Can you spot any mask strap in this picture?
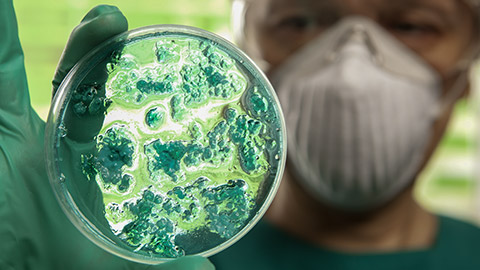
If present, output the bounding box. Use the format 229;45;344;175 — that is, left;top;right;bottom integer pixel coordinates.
231;0;271;71
431;31;480;117
431;34;480;117
231;0;248;45
430;70;469;118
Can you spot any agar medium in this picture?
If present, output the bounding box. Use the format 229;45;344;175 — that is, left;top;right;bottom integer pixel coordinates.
45;25;286;264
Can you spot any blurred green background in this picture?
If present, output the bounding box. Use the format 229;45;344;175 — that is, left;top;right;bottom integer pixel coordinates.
14;0;480;223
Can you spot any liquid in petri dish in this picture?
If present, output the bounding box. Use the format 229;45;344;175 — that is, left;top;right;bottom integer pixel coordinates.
51;27;285;260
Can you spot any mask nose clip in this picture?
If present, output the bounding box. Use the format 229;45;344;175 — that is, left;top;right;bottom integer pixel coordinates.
325;22;383;65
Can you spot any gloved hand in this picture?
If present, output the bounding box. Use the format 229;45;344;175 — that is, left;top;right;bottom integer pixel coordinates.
0;1;214;269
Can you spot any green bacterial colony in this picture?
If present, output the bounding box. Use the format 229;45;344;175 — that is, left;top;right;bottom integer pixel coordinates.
78;35;281;257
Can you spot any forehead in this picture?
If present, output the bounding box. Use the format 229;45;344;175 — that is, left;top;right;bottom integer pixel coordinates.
258;0;464;15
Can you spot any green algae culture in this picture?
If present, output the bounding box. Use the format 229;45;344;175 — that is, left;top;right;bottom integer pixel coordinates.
46;25;286;264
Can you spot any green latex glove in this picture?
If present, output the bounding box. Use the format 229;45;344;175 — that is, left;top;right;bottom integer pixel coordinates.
0;1;214;269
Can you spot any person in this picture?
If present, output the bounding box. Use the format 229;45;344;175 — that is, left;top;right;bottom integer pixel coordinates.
0;1;212;269
209;0;480;269
2;0;480;269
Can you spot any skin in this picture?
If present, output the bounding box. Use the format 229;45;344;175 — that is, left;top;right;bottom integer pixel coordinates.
241;0;478;252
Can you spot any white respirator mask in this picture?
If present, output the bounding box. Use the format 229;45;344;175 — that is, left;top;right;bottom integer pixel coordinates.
271;17;449;211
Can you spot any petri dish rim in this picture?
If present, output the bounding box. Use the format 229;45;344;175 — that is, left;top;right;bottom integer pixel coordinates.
45;24;287;264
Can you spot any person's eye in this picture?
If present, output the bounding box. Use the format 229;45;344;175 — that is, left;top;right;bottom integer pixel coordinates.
387;20;438;36
384;18;441;52
277;16;315;32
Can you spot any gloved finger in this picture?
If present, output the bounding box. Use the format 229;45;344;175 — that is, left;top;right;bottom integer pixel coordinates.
53;5;127;142
0;0;30;117
52;4;128;96
146;256;215;270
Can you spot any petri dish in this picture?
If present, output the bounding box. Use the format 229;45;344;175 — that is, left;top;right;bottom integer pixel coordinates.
45;25;286;264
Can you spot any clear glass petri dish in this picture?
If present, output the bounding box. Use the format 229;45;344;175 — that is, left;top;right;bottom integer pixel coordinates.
45;25;286;264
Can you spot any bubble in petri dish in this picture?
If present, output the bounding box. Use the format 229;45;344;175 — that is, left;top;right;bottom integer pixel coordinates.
47;25;286;263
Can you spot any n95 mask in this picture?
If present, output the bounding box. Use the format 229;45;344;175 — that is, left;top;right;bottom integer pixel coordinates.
271;17;442;211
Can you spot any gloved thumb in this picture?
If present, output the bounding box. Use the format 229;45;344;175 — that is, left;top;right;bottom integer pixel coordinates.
52;5;128;97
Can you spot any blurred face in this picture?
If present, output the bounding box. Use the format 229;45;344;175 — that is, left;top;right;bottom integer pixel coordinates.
246;0;477;85
244;0;478;163
241;0;478;209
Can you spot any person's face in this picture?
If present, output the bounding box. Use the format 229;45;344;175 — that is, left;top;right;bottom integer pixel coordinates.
246;0;477;85
243;0;478;195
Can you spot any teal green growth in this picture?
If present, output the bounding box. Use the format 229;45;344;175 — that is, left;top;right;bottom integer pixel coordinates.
74;33;282;258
